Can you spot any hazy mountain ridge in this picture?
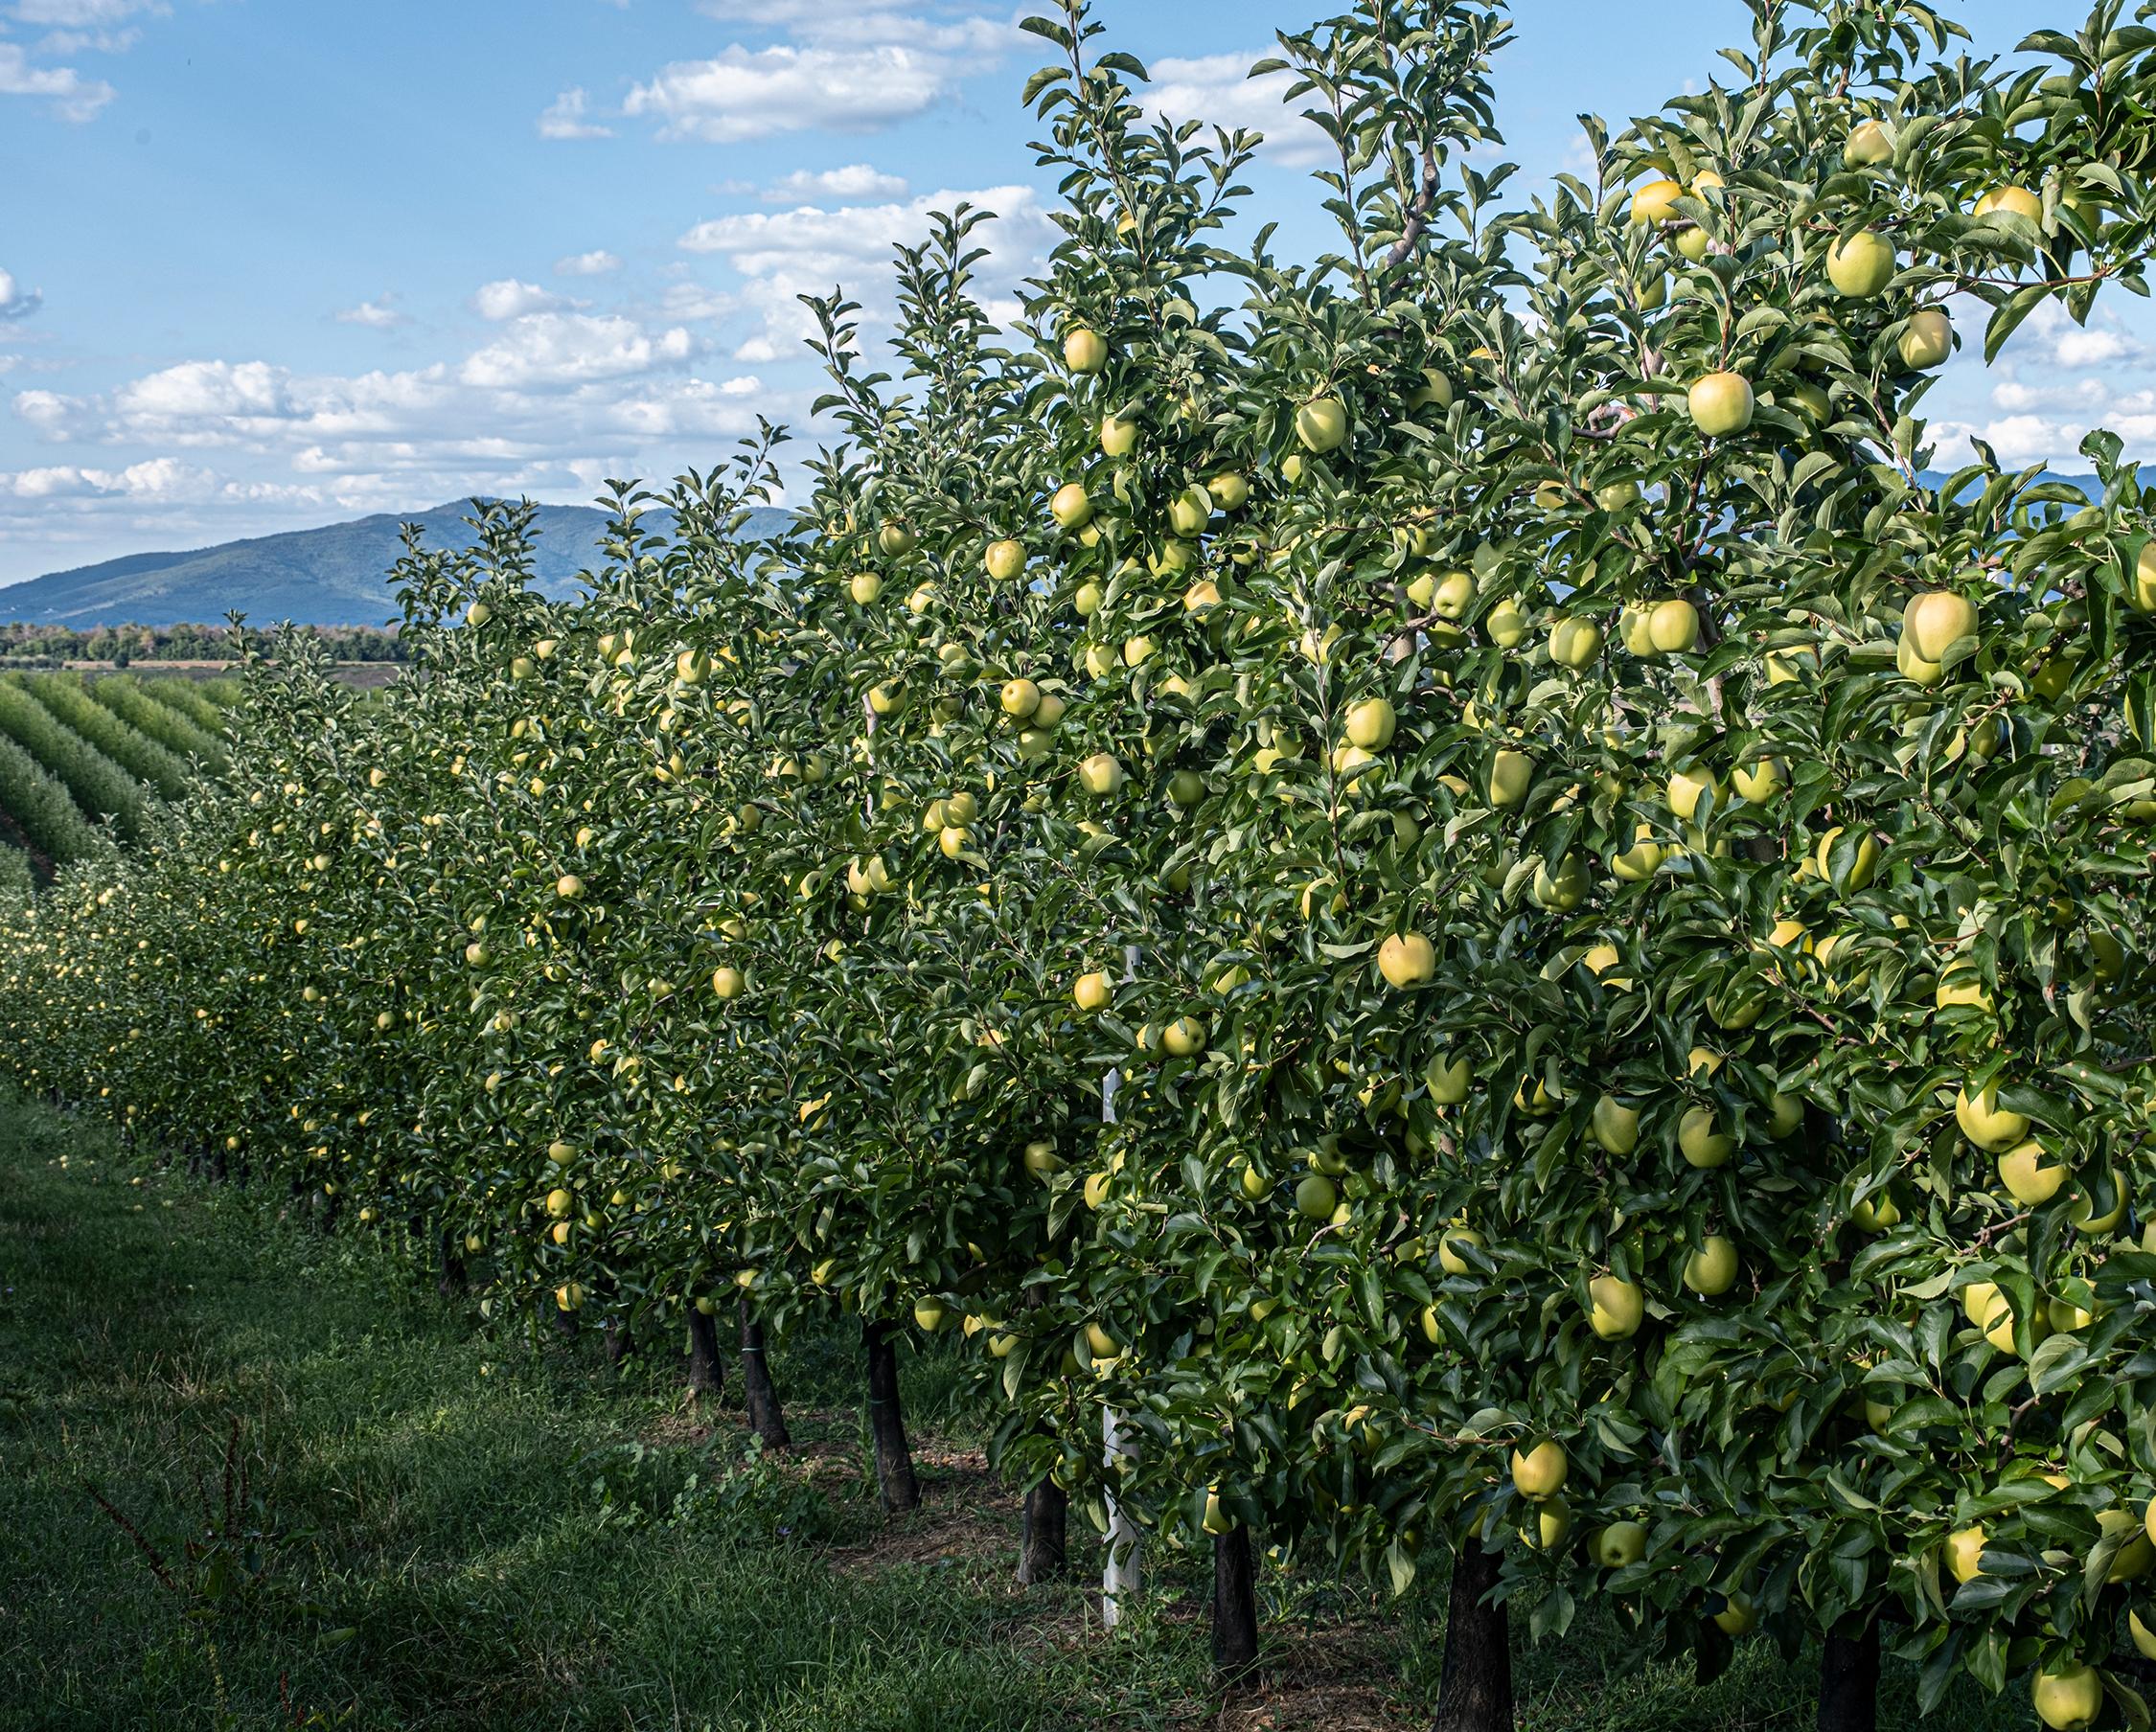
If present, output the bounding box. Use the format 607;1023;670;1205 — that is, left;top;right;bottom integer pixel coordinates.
1;469;2139;630
0;502;794;629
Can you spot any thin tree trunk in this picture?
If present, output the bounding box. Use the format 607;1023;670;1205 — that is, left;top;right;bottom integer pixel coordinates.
686;1306;725;1400
438;1231;467;1298
1019;1477;1067;1584
863;1316;919;1513
738;1298;790;1448
605;1317;635;1369
1211;1526;1260;1681
1817;1617;1878;1732
1433;1541;1512;1732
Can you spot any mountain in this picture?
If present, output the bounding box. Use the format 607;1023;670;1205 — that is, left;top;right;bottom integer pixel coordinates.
0;501;795;628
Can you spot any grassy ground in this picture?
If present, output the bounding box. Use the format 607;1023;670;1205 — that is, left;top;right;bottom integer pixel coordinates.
0;1095;2024;1732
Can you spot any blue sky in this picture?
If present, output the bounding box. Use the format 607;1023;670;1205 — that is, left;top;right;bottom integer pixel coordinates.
0;0;2137;588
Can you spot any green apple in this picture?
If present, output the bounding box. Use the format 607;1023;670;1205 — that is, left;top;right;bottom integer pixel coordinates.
1844;118;1893;166
1063;328;1108;374
1897;307;1953;369
1684;1236;1739;1295
1295;397;1348;452
1826;230;1895;297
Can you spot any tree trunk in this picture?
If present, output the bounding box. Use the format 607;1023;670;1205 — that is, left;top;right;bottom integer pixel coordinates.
1433;1541;1512;1732
1211;1526;1260;1682
1817;1617;1878;1732
686;1306;725;1401
738;1298;790;1448
437;1231;467;1299
1018;1477;1067;1584
605;1317;635;1369
863;1316;920;1513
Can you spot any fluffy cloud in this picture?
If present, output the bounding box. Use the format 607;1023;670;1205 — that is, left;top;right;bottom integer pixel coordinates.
0;457;216;501
458;312;693;389
470;279;563;321
626;44;964;143
334;295;404;330
1144;52;1333;169
538;87;611;141
555;249;623;277
677;183;1053;354
0;41;116;120
766;164;908;202
0;267;41;321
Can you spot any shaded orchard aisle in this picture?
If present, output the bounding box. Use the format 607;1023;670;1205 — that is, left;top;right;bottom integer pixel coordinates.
0;1094;2022;1732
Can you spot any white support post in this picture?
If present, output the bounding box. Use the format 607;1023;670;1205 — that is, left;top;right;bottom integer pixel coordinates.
1099;1058;1140;1627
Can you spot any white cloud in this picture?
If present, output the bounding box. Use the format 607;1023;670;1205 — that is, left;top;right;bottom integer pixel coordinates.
0;41;116;120
0;457;213;501
458;312;693;389
470;279;563;321
334;294;404;330
8;0;165;23
766;164;908;202
659;280;736;322
678;183;1053;356
555;249;623;277
625;45;963;143
1144;51;1333;169
538;87;611;141
0;267;41;321
692;0;1014;50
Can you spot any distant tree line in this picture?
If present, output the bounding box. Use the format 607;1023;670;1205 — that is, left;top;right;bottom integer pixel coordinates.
0;623;406;667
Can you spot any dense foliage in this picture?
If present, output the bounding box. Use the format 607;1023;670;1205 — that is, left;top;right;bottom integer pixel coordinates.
0;622;406;666
10;3;2156;1727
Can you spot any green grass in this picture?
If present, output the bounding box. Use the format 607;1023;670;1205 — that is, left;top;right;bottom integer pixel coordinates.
0;1096;2026;1732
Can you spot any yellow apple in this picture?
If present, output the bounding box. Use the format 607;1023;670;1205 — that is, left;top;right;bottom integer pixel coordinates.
1489;748;1532;807
1345;697;1397;750
1687;372;1755;437
1975;184;2043;224
1844;118;1893;166
1378;931;1436;988
1073;970;1112;1012
1549;616;1604;669
1646;597;1701;653
1946;1524;1986;1584
1955;1082;2029;1152
1049;483;1093;530
1078;752;1125;795
1511;1438;1567;1498
1588;1274;1644;1339
1997;1139;2068;1205
1591;1094;1640;1155
1630;177;1684;223
2031;1663;2101;1732
1437;1225;1485;1274
1679;1105;1734;1169
1610;825;1665;881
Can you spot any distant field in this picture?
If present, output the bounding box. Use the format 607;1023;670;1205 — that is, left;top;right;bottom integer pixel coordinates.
51;660;400;689
0;670;237;879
